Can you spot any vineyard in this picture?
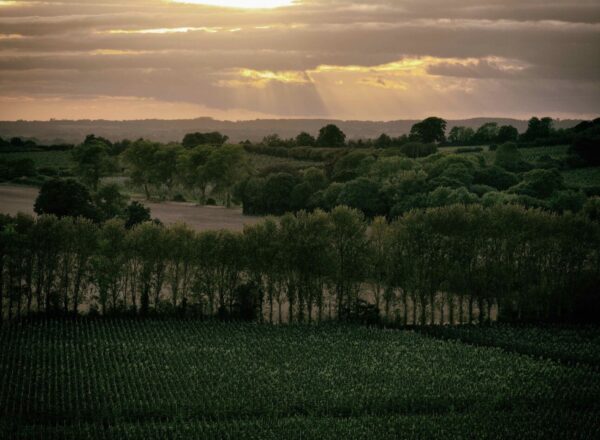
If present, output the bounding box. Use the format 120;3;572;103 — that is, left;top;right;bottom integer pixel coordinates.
0;319;599;439
420;325;600;368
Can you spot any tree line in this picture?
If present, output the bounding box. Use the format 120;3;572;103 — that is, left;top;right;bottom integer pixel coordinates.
1;204;598;325
241;116;599;150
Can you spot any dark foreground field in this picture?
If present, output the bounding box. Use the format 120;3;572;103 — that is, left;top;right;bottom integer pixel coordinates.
0;320;599;439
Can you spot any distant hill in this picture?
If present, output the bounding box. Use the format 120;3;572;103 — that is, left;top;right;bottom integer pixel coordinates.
0;117;586;145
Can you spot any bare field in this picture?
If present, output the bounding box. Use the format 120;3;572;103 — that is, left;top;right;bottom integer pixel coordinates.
0;184;262;231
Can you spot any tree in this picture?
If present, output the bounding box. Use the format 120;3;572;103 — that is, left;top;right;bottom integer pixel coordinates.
448;126;475;145
336;178;385;218
509;169;564;199
473;122;499;145
296;132;316;147
331;151;374;182
317;124;346;147
123;201;151;229
34;179;97;220
166;223;196;310
91;219;127;314
182;132;228;148
152;144;181;195
473;166;519;191
127;222;167;315
410;117;447;143
495;142;526;172
497;125;519;143
262;134;283;147
374;133;393;149
177;145;214;204
399;142;438;158
204;145;249;208
570;137;600;166
93;184;128;221
328;206;368;318
262;173;299;214
71;140;115;190
523;117;553;141
121;140;161;199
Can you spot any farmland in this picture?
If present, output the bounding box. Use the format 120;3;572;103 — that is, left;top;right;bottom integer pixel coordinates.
421;325;600;368
0;185;260;231
0;150;74;169
0;320;599;439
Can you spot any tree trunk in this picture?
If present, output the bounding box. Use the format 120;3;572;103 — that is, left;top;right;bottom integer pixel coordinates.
402;291;408;326
268;284;273;325
468;296;474;324
0;256;4;325
278;299;282;324
429;292;435;325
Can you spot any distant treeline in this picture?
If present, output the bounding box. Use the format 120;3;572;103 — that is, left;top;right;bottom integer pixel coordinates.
1;204;599;325
0;136;73;152
238;116;600;149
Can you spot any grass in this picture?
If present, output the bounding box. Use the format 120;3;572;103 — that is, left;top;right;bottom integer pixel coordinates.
0;320;598;438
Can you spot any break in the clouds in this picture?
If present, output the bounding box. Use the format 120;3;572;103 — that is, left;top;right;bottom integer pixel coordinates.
0;0;598;120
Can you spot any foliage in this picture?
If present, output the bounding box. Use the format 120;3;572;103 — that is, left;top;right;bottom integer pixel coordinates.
204;145;249;208
34;179;97;220
495;142;530;172
3;204;599;325
317;124;347;147
71;140;116;190
93;183;129;221
123;201;151;229
296;131;316;147
569;137;600;167
182;132;229;148
399;142;438;158
410;117;447;143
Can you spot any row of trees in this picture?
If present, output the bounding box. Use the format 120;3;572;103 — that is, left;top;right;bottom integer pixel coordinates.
1;204;598;324
121;141;248;205
68;136;249;205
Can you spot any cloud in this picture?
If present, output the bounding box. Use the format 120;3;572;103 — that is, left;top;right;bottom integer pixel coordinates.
0;0;598;120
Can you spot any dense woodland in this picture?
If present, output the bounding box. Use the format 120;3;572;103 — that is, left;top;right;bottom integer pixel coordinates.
1;204;599;325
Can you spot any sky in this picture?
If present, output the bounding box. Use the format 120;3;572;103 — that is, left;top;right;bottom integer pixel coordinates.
0;0;599;121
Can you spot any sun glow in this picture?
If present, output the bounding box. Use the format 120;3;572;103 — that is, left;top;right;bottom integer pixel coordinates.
170;0;297;9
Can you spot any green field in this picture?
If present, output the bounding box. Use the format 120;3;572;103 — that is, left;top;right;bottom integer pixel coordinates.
247;152;323;172
441;144;570;164
563;167;600;188
421;325;600;368
0;150;74;169
0;320;598;439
